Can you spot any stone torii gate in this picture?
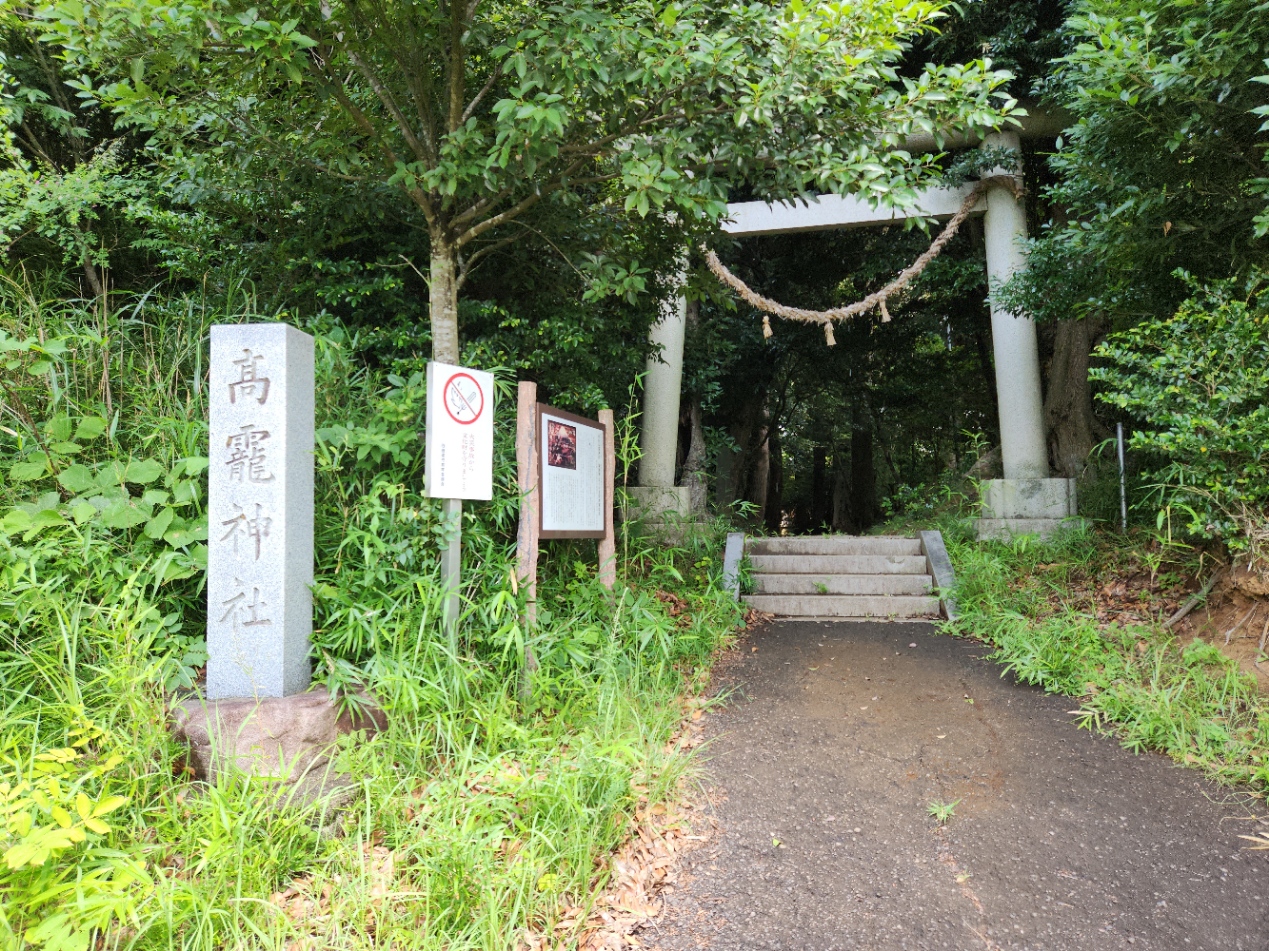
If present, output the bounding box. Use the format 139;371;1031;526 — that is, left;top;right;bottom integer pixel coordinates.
629;126;1078;539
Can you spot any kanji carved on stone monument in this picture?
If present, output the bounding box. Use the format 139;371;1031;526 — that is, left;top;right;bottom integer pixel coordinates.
207;324;314;700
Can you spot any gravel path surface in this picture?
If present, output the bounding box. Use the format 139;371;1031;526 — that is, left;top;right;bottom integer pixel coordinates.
646;619;1269;951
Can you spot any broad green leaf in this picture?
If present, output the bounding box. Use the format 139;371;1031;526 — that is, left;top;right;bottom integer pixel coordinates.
144;506;174;539
123;458;164;484
46;415;73;441
9;460;47;481
27;510;67;537
164;522;208;548
0;509;32;536
74;416;108;441
92;795;129;817
71;501;97;524
101;501;148;530
57;464;96;494
97;461;127;486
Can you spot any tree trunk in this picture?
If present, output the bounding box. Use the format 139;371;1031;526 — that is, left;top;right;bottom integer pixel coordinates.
850;409;877;531
722;393;767;517
811;446;828;532
682;397;708;514
1043;318;1107;478
831;456;855;533
715;443;738;511
748;432;770;519
430;242;461;363
764;428;783;532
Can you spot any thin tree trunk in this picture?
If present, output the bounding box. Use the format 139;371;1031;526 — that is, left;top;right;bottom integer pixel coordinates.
682;397;708;514
430;242;461;363
749;425;770;518
831;455;855;533
715;442;738;511
725;393;766;517
764;428;783;532
811;446;828;532
850;408;877;531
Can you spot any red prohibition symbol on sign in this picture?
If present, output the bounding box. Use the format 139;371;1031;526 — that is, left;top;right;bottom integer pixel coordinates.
443;372;485;425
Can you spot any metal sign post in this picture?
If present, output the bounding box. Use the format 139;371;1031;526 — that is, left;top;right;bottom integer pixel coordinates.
425;361;495;637
1117;422;1128;533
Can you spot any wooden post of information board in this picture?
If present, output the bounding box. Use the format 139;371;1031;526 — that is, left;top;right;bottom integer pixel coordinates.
516;381;540;639
597;408;616;589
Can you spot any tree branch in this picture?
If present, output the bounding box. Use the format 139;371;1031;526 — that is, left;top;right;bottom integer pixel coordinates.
318;60;437;225
456;230;523;287
447;0;465;133
344;46;432;165
460;62;503;126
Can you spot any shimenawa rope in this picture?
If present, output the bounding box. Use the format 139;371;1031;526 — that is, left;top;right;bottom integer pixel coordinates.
704;177;1012;346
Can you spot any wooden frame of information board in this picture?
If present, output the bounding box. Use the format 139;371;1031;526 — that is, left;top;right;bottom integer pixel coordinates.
535;403;608;540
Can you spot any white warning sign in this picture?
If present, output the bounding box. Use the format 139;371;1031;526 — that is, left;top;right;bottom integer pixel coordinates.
425;361;494;500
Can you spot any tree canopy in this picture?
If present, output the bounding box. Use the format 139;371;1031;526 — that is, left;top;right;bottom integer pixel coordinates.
40;0;1019;359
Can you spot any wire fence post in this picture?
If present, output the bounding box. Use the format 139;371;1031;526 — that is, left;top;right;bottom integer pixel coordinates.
1117;422;1128;532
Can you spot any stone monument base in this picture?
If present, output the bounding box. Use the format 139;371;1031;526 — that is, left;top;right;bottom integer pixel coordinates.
171;691;386;807
975;478;1081;540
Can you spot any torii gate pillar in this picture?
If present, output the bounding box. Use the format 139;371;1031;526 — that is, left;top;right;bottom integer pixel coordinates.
977;131;1078;538
628;290;693;523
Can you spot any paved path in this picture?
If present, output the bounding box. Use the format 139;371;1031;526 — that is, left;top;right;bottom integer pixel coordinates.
648;620;1269;951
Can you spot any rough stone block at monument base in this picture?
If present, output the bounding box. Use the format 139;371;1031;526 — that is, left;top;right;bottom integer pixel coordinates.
171;692;386;806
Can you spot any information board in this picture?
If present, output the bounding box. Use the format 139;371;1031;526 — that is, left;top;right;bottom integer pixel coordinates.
425;361;494;500
537;404;606;539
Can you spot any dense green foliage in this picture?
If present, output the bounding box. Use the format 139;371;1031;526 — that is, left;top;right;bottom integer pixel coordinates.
5;0;1269;942
1007;0;1269;325
37;0;1019;360
1091;274;1269;554
0;286;742;949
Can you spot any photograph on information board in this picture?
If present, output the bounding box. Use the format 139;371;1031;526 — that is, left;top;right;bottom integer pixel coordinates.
537;405;605;538
547;421;578;469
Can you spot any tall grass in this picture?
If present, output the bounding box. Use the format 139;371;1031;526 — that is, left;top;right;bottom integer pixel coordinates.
947;528;1269;795
0;274;744;949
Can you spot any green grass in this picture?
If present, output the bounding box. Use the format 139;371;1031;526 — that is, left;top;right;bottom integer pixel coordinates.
0;275;744;949
926;799;959;825
945;526;1269;796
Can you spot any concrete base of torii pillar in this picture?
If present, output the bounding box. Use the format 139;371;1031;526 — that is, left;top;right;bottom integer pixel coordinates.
977;478;1081;539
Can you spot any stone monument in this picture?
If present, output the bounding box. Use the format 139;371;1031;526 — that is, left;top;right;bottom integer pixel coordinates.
206;323;314;699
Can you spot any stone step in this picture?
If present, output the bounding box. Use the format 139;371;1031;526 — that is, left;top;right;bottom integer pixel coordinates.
743;594;942;618
746;535;922;557
749;554;929;575
751;573;933;596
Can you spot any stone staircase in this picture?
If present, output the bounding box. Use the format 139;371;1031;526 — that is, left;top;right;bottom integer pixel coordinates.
741;535;945;619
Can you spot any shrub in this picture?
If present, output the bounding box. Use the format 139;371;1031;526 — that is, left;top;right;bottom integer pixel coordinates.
1090;273;1269;559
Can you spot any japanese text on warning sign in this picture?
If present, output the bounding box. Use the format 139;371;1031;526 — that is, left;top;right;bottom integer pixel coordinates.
425;362;494;500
